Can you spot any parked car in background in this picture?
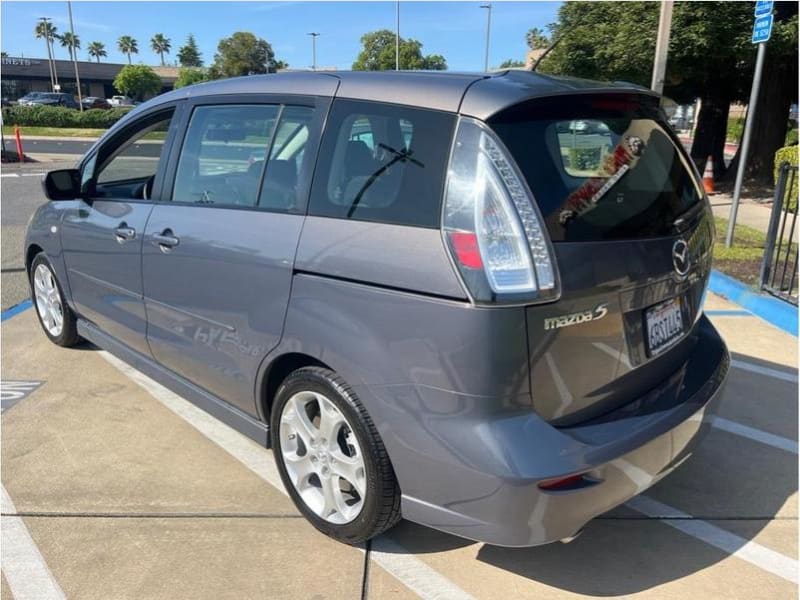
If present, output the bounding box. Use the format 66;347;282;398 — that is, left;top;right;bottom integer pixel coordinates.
108;95;134;107
27;70;728;548
16;92;45;106
22;92;80;109
81;97;112;110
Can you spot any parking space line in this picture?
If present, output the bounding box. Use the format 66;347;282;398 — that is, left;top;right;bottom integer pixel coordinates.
712;416;798;454
99;350;473;600
731;359;798;383
705;309;752;316
1;300;33;322
628;495;798;584
1;485;67;600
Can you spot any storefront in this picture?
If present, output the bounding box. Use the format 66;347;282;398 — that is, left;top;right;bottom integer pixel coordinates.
1;56;177;101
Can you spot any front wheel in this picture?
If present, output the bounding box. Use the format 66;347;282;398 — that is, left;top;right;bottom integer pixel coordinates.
270;367;401;544
30;253;81;347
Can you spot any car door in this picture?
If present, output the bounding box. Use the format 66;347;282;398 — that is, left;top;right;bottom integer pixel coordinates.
142;98;324;416
60;104;182;356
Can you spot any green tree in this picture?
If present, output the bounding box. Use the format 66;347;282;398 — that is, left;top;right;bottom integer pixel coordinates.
34;20;58;64
525;27;550;50
173;67;208;89
58;32;80;62
150;33;171;66
177;34;203;67
113;64;162;101
117;35;139;64
498;58;525;69
208;31;276;78
352;30;447;71
87;41;107;63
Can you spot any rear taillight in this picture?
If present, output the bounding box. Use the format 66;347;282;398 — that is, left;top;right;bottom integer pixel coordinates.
442;117;559;304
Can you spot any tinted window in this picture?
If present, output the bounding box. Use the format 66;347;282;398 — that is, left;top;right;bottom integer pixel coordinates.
309;100;455;228
258;106;314;212
490;95;703;242
95;111;173;190
172;104;279;207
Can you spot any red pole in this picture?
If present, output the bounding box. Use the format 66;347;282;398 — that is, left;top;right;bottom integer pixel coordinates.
14;126;24;163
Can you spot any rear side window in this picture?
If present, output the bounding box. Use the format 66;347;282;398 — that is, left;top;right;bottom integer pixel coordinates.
490;95;704;242
309;100;455;228
172;104;279;207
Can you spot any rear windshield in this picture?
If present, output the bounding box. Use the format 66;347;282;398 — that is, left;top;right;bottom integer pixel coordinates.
489;95;703;242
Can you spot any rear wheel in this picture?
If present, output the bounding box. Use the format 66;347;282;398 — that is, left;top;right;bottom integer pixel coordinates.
30;253;80;347
270;367;401;544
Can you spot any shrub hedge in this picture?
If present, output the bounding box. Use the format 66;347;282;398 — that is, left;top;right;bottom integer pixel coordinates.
1;105;133;129
774;145;798;212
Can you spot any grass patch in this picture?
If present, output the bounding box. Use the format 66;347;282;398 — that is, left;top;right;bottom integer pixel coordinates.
2;126;106;138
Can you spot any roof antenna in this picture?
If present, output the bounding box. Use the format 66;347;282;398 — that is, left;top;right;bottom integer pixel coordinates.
530;35;563;72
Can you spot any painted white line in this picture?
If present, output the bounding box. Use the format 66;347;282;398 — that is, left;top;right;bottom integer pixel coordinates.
731;359;798;383
0;173;20;178
21;172;46;177
1;485;67;600
371;537;476;600
99;350;472;600
712;417;798;454
627;495;798;584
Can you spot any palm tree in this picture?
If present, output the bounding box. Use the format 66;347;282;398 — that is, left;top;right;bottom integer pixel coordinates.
117;35;138;64
34;20;59;87
150;33;171;66
87;41;107;63
58;32;80;61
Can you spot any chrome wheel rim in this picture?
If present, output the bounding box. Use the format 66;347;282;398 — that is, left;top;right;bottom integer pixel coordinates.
33;263;64;337
279;391;367;524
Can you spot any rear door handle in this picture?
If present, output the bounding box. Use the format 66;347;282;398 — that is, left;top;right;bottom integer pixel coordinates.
152;229;180;250
114;224;136;242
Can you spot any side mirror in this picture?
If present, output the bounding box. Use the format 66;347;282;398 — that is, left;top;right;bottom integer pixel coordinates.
42;169;81;201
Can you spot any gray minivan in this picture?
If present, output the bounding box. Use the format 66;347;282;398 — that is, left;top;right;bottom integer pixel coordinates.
26;70;728;547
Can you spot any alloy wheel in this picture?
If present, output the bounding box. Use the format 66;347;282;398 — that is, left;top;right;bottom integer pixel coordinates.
279;390;367;524
33;263;64;337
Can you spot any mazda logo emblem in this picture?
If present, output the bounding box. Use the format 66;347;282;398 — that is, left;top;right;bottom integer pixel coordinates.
672;239;690;278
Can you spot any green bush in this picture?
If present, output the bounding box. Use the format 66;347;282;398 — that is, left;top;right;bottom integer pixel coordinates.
1;105;132;129
774;145;798;213
726;116;745;143
567;146;602;172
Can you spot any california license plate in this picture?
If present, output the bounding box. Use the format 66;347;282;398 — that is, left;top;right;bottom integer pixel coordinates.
645;297;684;356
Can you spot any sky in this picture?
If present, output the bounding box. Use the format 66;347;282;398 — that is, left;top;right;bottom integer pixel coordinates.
0;0;561;71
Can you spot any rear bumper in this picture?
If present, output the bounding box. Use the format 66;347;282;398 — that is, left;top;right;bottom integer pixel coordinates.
393;315;729;547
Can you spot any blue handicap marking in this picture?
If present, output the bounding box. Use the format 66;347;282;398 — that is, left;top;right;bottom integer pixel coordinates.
754;0;773;17
752;13;774;44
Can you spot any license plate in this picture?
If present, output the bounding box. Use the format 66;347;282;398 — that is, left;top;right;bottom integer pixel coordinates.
645;297;684;356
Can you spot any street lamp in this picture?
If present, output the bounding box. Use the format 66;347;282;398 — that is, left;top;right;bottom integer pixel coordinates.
307;32;320;71
480;3;492;72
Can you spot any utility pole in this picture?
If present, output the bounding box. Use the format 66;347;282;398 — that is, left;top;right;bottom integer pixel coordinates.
67;1;83;110
480;3;492;72
307;32;320;71
39;17;56;91
395;0;400;70
650;0;674;94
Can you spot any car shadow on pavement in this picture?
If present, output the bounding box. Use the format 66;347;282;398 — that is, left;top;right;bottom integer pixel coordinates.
379;353;797;596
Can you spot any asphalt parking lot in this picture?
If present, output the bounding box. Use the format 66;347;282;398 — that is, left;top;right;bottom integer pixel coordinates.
2;165;798;599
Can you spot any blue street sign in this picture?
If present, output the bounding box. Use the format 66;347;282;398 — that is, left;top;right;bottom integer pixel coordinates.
754;0;773;17
752;13;773;44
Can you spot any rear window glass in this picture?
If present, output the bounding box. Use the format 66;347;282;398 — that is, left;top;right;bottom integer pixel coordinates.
490;95;703;242
309;99;456;228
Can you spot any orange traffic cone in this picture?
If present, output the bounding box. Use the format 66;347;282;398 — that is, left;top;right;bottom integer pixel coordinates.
702;155;715;194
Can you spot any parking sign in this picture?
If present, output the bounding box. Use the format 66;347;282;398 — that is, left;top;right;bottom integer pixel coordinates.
754;0;773;17
752;13;774;44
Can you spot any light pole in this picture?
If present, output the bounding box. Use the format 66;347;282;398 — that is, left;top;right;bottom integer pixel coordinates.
307;32;320;71
67;1;83;110
395;0;400;71
39;17;56;91
480;3;492;72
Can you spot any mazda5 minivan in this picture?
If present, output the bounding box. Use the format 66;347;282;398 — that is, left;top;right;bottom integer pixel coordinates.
27;70;729;547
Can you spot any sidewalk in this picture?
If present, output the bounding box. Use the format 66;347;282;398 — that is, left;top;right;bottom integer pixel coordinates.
710;193;797;240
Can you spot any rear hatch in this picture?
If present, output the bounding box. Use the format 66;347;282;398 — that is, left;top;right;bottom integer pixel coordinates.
489;93;714;425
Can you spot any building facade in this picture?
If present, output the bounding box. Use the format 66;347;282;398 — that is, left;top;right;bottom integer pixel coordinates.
1;56;177;101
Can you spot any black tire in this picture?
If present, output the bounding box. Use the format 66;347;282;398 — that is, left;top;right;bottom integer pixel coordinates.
270;367;401;544
29;253;81;347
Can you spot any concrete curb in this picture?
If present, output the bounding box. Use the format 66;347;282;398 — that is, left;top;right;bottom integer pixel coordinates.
708;270;798;337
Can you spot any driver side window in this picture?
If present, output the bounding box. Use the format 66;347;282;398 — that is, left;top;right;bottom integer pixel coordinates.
92;110;174;199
